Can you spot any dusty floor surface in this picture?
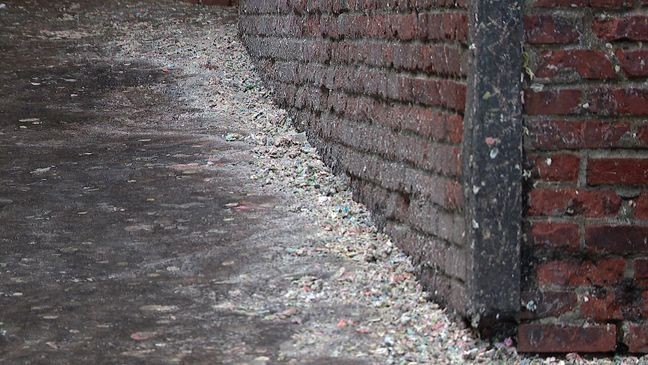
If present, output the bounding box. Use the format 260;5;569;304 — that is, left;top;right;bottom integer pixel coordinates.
0;1;645;364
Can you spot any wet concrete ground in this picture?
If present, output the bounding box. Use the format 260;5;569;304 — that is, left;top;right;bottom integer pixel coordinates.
0;1;304;363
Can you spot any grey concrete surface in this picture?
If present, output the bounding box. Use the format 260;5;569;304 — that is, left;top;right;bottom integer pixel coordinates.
0;2;310;363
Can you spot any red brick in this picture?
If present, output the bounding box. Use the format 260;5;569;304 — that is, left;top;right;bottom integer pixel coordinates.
422;12;468;43
623;322;648;353
536;258;626;287
530;154;580;182
635;259;648;281
391;43;465;76
537;260;578;286
525;89;582;115
521;291;578;319
529;221;580;250
585;225;648;254
616;49;648;78
590;0;633;7
527;120;630;150
635;193;648;220
581;290;624;320
636;261;648;291
444;180;463;210
536;50;616;80
446;114;463;144
588;158;648;185
593;16;648;42
590;88;648;116
391;13;419;41
528;188;621;217
638;124;648;146
518;323;617;353
524;15;580;44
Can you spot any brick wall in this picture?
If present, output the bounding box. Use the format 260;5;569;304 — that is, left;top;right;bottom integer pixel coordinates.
235;0;647;353
239;0;471;313
520;0;648;353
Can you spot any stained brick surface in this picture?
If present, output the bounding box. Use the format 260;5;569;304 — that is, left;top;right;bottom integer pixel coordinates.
238;0;469;313
522;0;648;353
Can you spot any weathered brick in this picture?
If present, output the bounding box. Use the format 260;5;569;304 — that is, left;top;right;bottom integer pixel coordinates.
350;178;409;222
518;323;617;353
530;154;580;182
635;194;648;220
580;290;624;320
422;12;468;43
634;259;648;282
521;291;578;319
527;120;630;150
522;0;648;348
623;322;648;353
536;50;616;80
525;89;582;115
386;222;467;281
329;93;464;143
616;49;648;78
418;263;468;314
536;258;626;287
316;114;462;177
528;188;621;217
593;16;648;42
406;196;465;244
588;158;648;185
589;88;648;116
529;221;580;250
585;225;648;254
638;124;648;146
524;15;580;44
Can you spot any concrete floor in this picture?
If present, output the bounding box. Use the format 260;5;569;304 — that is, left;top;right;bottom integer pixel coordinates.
0;2;308;363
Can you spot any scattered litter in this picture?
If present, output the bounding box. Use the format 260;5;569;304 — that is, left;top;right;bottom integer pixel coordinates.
224;132;243;141
139;305;178;313
130;331;157;341
30;167;51;175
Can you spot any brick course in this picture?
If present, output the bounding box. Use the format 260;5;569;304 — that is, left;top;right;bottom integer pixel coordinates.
522;0;648;353
239;0;470;314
